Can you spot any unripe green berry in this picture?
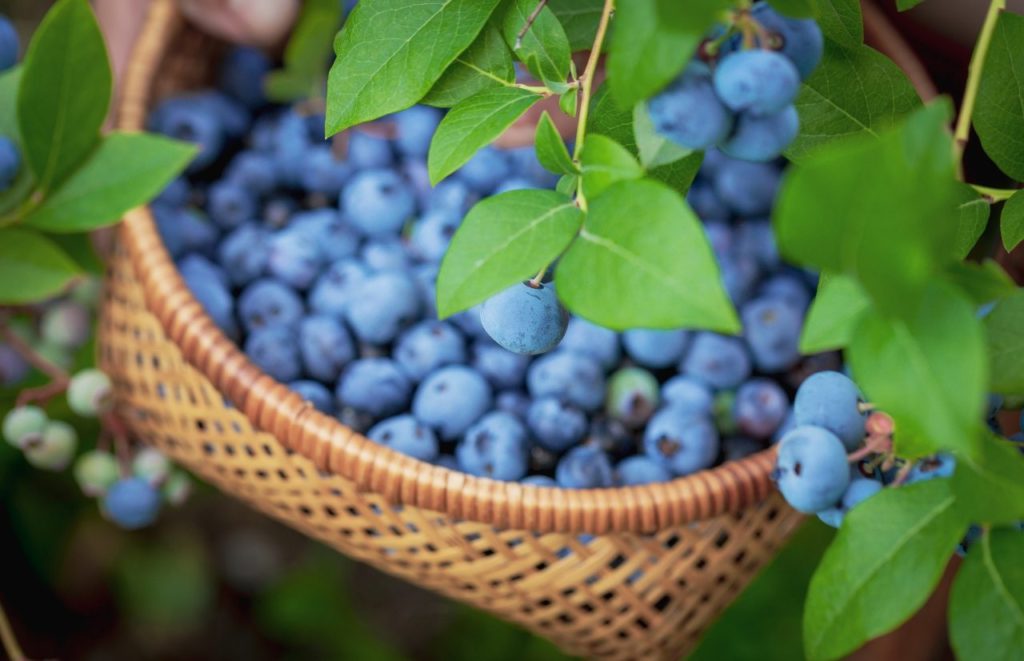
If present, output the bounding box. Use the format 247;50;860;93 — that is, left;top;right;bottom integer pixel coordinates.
40;300;91;349
714;390;738;436
25;420;77;471
162;470;191;506
3;405;48;449
70;277;102;306
606;367;660;428
132;447;170;486
74;450;120;496
67;369;113;417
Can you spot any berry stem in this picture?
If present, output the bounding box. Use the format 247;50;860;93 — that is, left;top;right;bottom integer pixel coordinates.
847;435;892;463
571;0;615;172
103;411;134;477
0;599;27;661
514;0;549;51
953;0;1005;170
0;314;70;407
970;183;1019;202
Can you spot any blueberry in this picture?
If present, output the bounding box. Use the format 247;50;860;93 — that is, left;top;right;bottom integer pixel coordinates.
0;344;29;386
793;371;867;450
734;378;789;439
606;367;660;427
40;301;90;349
622;329;691;369
193;90;251;139
0;15;18;71
558;317;621;370
155;206;219;258
225;150;278;195
412;366;492;440
361;238;411;272
481;282;569;355
472;341;530;390
308;259;369;318
713;159;780;216
207;180;256;229
218;46;271;109
703;220;733;257
149;98;224;171
368;414;439;462
451;306;490;340
681;333;752;390
289;379;336;414
394;320;467;381
905;454;956;483
413;263;440;317
527;351;605;412
521;475;558;487
714;49;800;115
648;67;733;150
456;147;511;194
734;220;779;271
288;209;361;262
262;196;298;228
337;358;412;418
345;271;421;345
67;369;113;417
436;454;460;471
74;450;120;496
456;411;530;481
0;136;20;191
299;315;356;383
267;230;323;290
394;105;442;157
773;425;851;513
238;279;303;332
505;146;560;188
400;157;432;206
301;145;351;195
218;224;270;286
154;176;190;208
556;445;614;489
179;253;230;290
686;181;730;220
719;106;800;162
742;296;803;372
751;3;824;79
493;177;537;194
615;455;672;486
496;390;531;419
722;436;765;462
643;408;720;476
427;178;476;213
272;112;312;187
103;477;162;530
347;130;394;169
341;169;415;236
526;397;587;452
3;405;47;449
720;253;761;304
245;325;301;382
759;273;810;311
661;375;714;415
410;209;460;262
132;447;171;486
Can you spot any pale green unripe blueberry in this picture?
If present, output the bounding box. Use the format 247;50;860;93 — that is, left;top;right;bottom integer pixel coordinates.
132;447;170;486
40;300;91;349
74;450;120;496
606;367;660;428
163;470;191;506
24;420;77;471
70;277;102;306
67;369;113;417
3;405;48;449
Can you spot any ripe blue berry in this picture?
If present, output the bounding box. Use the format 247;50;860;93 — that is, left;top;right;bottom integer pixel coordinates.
225;150;278;195
0;15;19;71
905;454;956;483
299;315;355;383
347;130;394;169
245;326;301;382
496;390;531;419
606;367;660;428
648;66;734;150
472;341;530;390
752;3;824;79
713;159;780;216
559;318;621;371
289;380;336;414
394;320;467;382
361;238;411;272
0;344;28;386
238;279;304;332
481;282;569;356
267;230;323;290
713;49;800;116
615;455;672;486
301;145;351;195
103;477;162;530
289;209;362;263
67;369;113;417
622;329;691;369
817;477;883;528
734;378;789;439
456;147;511;194
661;375;714;415
410;209;460;263
456;411;530;481
344;271;421;345
341;169;415;236
0;136;20;191
556;445;614;489
309;259;369;318
368;414;439;462
644;408;720;476
150;98;225;171
337;358;412;419
218;46;271;109
522;475;558;487
4;405;48;449
74;450;120;497
527;397;587;452
742;296;803;372
412;366;492;440
793;371;867;450
774;425;850;513
527;351;605;412
681;333;752;390
719;106;800;162
218;224;270;287
180;255;238;339
394;105;442;157
207;180;256;229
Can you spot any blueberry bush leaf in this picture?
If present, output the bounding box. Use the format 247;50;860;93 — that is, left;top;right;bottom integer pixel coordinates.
556;178;738;332
647;152;704;195
803;479;968;661
952;433;1024;526
972;11;1024;181
427;86;541;184
548;0;604;51
949;528;1024;661
579;134;643;199
0;66;34;215
767;0;815;18
944;260;1017;307
436;190;583;318
586;83;637;154
22;133;196;233
633;103;693;169
847;281;986;460
895;0;926;10
421;24;515;108
954;185;991;259
264;0;342;102
785;41;920;160
498;0;571;85
325;0;501;135
654;0;733;35
984;290;1024;396
1000;189;1024;252
799;273;869;353
535;111;577;175
0;228;80;304
17;0;111;193
815;0;863;48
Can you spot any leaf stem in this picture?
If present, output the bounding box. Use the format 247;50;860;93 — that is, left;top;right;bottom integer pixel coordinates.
971;184;1019;202
953;0;1005;169
572;0;615;213
0;314;70;407
515;0;550;51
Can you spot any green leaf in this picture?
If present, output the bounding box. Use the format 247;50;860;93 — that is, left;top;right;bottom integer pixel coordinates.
556;178;738;332
953;433;1024;526
17;0;111;192
0;228;80;303
587;83;637;154
648;152;704;194
556;173;578;196
945;260;1017;307
325;0;501;135
49;232;104;274
768;0;815;18
848;281;985;459
949;528;1024;661
984;290;1024;396
0;66;21;139
895;0;926;10
22;132;195;233
1001;190;1024;252
535;111;577;175
264;0;341;102
803;479;968;661
786;40;920;161
427;86;541;184
548;0;605;51
422;25;515;108
609;0;700;108
655;0;733;34
799;273;869;353
579;134;643;199
775;103;957;315
633;103;693;169
954;185;991;259
498;0;571;84
436;189;583;318
973;12;1024;181
558;86;578;117
816;0;863;48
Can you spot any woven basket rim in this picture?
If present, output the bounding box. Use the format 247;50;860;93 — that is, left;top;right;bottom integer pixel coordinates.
111;0;927;533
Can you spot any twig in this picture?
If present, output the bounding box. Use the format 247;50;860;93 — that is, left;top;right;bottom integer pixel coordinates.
102;411;134;477
515;0;549;51
0;599;27;661
0;316;70;408
953;0;1006;170
572;0;615;212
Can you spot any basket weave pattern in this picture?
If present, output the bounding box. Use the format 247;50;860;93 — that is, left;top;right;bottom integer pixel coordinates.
98;2;804;657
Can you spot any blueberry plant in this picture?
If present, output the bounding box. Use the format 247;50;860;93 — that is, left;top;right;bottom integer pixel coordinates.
322;0;1024;658
0;0;193;532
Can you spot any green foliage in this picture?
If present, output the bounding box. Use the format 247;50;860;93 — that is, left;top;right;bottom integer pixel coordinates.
556;179;738;331
264;0;342;102
498;0;572;86
803;480;968;661
579;133;642;198
0;228;81;303
984;291;1024;396
115;536;214;631
435;189;583;318
1001;189;1024;252
534;111;577;175
325;0;501;135
945;260;1017;306
633;103;693;169
949;528;1024;661
548;0;605;51
895;0;927;10
427;86;541;184
422;25;515;108
815;0;863;48
973;11;1024;181
799;273;869;353
953;433;1024;526
767;0;815;17
586;83;636;154
954;185;991;258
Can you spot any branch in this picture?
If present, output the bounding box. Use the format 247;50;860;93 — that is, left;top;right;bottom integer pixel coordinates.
572;0;615;212
515;0;549;51
954;0;1006;168
0;315;70;407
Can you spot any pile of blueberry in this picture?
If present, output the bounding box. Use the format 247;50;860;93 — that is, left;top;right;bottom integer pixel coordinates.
0;13;20;190
147;40;842;491
648;2;822;161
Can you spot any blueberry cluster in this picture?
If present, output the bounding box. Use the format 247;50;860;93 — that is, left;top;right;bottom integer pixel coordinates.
151;44;839;489
0;14;20;192
648;2;822;162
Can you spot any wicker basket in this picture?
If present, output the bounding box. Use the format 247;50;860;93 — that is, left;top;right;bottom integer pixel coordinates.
97;2;821;658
